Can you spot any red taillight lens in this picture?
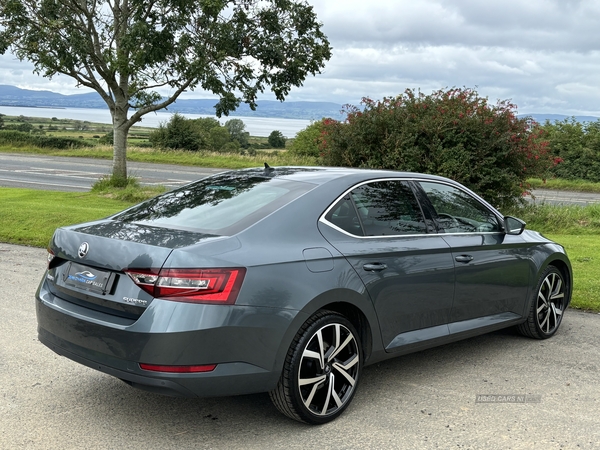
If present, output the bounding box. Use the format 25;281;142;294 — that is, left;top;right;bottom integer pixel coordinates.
125;268;246;304
139;363;217;373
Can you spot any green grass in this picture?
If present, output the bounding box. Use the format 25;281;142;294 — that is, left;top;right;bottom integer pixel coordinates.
0;188;137;247
528;177;600;193
546;235;600;312
505;202;600;235
91;175;166;202
0;144;316;168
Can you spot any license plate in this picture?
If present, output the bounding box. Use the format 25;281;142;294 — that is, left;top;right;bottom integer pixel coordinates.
64;262;114;295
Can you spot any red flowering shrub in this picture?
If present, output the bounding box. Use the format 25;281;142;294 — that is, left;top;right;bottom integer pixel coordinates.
320;88;555;209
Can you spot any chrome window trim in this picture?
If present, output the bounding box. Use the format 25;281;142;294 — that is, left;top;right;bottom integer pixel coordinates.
318;177;504;240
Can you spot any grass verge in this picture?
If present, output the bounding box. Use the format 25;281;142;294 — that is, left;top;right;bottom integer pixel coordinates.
547;234;600;312
0;144;318;168
0;188;137;247
506;202;600;235
528;177;600;193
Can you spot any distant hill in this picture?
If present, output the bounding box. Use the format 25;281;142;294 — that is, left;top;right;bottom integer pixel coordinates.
519;113;599;123
0;85;345;121
2;85;597;124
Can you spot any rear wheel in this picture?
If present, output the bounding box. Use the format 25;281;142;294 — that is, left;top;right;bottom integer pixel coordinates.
270;311;362;424
518;266;568;339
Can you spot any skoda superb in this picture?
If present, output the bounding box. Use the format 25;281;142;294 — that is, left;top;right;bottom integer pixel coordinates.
36;166;571;424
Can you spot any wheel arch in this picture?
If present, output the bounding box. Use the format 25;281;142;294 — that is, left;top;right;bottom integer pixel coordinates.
538;252;573;304
271;287;382;383
316;301;374;364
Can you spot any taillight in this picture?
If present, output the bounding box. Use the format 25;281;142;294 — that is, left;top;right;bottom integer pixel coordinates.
125;268;246;304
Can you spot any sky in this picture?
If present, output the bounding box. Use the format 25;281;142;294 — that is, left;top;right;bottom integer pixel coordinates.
1;0;599;116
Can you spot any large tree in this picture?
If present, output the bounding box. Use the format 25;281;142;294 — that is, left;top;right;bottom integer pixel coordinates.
0;0;331;181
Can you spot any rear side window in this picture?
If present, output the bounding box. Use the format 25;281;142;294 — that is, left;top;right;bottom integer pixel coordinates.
325;196;364;236
324;180;427;237
113;172;314;235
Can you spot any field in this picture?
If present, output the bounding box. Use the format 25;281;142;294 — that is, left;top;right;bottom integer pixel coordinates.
0;113;275;149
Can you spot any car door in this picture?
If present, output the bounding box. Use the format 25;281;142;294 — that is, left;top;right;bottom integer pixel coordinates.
318;179;455;351
415;181;531;332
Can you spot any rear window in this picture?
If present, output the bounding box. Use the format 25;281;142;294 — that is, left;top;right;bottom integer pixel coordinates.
112;171;314;235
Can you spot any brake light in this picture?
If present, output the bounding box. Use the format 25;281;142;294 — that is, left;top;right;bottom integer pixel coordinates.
139;363;217;373
125;268;246;304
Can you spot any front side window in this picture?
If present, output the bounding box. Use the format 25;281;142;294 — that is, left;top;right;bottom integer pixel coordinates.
343;180;427;236
419;182;501;233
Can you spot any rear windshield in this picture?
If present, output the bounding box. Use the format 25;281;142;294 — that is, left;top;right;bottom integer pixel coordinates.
112;171;314;235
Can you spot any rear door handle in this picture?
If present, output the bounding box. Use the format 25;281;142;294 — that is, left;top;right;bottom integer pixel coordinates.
455;255;474;263
363;263;388;272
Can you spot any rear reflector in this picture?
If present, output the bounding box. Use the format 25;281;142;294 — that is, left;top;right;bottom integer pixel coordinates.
139;363;217;373
125;267;245;304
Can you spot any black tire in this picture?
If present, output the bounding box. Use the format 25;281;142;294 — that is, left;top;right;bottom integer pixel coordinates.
518;266;568;339
270;310;362;424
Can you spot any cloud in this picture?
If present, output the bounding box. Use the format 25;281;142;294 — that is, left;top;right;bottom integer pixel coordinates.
1;0;600;116
298;0;600;115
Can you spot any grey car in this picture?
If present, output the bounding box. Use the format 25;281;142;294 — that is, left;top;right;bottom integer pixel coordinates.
36;166;572;424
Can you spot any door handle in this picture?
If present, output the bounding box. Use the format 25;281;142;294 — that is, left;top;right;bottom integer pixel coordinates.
363;263;388;272
455;255;474;263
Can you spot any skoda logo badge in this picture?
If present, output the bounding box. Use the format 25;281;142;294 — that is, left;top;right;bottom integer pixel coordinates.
78;242;90;258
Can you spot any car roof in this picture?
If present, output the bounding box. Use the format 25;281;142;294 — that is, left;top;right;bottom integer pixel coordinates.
236;166;456;186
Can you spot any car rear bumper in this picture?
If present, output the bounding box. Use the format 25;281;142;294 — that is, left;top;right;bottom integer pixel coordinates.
38;326;275;397
36;281;304;398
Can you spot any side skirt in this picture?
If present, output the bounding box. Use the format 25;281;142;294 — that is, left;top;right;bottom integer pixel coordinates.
381;312;523;357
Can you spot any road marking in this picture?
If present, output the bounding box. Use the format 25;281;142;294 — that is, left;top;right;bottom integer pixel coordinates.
13;168;106;177
0;177;87;189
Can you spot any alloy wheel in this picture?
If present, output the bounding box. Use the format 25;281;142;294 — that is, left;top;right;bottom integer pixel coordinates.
298;322;359;417
535;271;566;334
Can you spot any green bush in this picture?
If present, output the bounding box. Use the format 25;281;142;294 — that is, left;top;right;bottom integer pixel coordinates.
289;120;326;157
17;122;34;132
149;113;204;150
149;114;232;151
209;126;231;151
225;119;249;148
543;118;600;182
320;88;555;209
0;130;87;149
220;140;241;153
268;130;286;148
98;132;113;144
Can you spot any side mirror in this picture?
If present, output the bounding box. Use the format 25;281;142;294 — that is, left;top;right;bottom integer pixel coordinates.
504;216;526;235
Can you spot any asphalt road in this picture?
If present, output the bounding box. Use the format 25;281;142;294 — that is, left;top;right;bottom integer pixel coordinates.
2;153;600;206
0;153;224;191
530;189;600;206
1;242;599;450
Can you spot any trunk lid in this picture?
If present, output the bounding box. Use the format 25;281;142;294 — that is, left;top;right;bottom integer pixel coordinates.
46;220;226;319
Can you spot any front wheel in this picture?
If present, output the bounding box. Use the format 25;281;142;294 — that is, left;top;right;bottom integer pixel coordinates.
270;311;362;424
518;266;568;339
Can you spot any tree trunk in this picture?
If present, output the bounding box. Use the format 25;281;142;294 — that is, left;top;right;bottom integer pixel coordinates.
112;100;129;180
